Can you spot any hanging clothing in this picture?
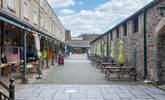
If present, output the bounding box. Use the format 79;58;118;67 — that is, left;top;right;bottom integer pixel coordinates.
110;42;115;60
41;49;47;60
118;40;124;65
49;49;52;59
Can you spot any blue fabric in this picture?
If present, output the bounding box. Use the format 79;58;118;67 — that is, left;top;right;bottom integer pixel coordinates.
131;48;136;66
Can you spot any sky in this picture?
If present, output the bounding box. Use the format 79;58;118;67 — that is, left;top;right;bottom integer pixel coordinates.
47;0;153;36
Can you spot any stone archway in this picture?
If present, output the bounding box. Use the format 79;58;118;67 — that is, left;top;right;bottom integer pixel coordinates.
157;17;165;82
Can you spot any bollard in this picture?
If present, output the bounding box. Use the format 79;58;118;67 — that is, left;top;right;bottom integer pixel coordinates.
9;78;15;100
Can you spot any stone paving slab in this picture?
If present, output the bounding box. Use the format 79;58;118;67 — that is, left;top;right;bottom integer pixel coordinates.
16;84;165;100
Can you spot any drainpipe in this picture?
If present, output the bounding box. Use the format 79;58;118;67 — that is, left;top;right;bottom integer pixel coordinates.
143;9;148;79
107;33;110;61
0;22;4;78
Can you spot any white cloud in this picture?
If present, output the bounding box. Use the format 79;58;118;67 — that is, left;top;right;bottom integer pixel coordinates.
50;0;153;36
47;0;75;8
59;9;75;15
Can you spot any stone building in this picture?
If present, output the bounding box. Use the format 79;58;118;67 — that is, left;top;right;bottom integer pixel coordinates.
0;0;65;42
65;30;71;41
78;34;100;41
66;34;100;54
90;0;165;83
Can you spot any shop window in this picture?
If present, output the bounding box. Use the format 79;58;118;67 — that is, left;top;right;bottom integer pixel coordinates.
132;16;139;33
40;0;44;8
23;0;29;18
123;23;127;36
116;27;119;39
40;16;44;27
7;0;15;10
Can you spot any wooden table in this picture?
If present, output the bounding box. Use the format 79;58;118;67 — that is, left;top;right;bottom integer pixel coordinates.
95;59;107;69
101;62;117;73
105;67;136;81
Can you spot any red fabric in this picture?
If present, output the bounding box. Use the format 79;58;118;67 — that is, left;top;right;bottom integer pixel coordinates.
49;49;52;59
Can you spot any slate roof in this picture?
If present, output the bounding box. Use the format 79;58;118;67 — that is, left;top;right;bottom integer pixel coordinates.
66;40;90;48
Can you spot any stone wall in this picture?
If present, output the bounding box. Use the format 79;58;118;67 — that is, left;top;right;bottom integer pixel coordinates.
146;0;165;82
91;0;165;83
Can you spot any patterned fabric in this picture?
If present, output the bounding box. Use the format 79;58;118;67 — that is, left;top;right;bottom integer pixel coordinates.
97;44;101;56
131;48;137;66
49;49;52;59
118;40;124;64
110;42;114;59
41;49;47;60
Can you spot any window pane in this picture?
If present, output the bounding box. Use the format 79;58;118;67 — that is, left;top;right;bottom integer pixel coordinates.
23;1;29;18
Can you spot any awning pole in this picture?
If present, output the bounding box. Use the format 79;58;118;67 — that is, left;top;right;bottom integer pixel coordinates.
46;39;49;68
0;21;4;78
52;42;55;65
22;30;28;84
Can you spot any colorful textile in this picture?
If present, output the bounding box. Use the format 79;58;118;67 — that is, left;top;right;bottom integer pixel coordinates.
131;48;136;66
58;54;64;65
41;49;47;60
49;49;52;59
118;40;124;64
97;44;101;56
34;34;41;57
110;42;115;59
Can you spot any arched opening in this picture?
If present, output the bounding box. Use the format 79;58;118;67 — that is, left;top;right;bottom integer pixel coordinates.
157;18;165;82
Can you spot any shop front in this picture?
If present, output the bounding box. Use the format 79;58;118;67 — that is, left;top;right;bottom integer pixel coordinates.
0;14;62;84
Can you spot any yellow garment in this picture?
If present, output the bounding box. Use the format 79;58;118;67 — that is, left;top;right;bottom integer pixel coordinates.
118;40;124;64
97;44;101;56
41;49;47;60
110;42;114;59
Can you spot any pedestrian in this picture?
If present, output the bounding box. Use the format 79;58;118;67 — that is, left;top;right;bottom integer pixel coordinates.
58;51;64;65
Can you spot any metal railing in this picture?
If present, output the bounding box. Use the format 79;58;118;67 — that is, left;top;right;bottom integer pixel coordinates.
0;78;15;100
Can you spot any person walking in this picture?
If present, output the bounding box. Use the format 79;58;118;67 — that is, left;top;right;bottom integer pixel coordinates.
58;51;64;65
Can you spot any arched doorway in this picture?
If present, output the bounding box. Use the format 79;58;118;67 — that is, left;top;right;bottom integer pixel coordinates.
157;17;165;82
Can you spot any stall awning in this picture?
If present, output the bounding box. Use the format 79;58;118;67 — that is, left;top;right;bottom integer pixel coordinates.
0;16;25;29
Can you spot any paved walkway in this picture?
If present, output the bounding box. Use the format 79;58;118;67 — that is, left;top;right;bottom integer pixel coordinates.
31;54;138;84
15;54;165;100
16;84;165;100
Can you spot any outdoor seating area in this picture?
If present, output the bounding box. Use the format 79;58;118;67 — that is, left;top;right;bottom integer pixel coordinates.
87;53;137;81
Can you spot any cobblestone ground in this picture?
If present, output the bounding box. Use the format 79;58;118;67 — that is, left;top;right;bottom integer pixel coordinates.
15;54;165;100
